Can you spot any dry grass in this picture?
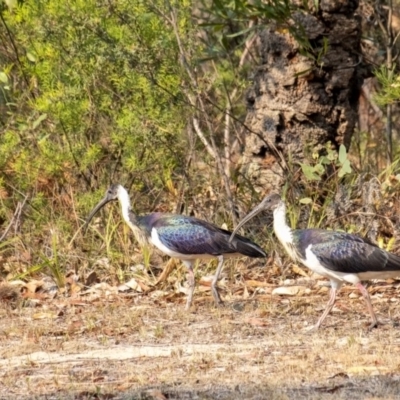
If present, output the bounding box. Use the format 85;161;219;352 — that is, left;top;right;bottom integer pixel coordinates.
1;260;400;400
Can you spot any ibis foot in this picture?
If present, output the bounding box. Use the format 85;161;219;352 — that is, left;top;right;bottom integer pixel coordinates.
303;324;320;333
211;285;224;307
367;320;379;330
214;300;225;308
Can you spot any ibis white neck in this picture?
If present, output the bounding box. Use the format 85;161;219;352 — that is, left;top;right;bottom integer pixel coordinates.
273;201;294;255
117;186;132;224
115;185;148;246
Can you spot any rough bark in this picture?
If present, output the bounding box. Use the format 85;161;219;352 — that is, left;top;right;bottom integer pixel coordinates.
241;0;363;191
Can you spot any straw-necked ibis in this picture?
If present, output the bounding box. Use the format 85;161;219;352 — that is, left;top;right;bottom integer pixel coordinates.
84;184;267;309
230;193;400;329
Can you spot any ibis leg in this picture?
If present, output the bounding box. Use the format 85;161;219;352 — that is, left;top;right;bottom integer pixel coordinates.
184;262;195;310
356;282;378;329
211;255;224;307
313;287;337;330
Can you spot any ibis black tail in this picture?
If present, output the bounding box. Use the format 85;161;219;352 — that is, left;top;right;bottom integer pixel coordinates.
229;233;266;258
384;252;400;271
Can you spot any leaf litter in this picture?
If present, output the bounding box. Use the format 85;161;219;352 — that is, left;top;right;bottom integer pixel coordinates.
1;258;400;399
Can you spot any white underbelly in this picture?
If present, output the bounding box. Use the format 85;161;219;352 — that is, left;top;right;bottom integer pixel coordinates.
302;246;335;277
303;245;359;284
303;245;400;284
150;228;240;260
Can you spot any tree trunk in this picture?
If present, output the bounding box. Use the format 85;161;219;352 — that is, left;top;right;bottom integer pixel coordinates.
241;0;363;191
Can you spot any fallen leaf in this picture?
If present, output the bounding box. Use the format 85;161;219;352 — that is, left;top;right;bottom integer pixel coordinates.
149;290;170;299
118;278;142;292
292;264;308;277
283;279;296;285
82;282;117;295
245;280;272;288
199;276;227;287
33;312;57;320
155;258;177;284
137;280;151;292
85;271;99;286
7;280;26;287
198;276;213;286
243;317;269;327
272;286;306;296
70;283;82;294
25;280;45;293
348;292;359;299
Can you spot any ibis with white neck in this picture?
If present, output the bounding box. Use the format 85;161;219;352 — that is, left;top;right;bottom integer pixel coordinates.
84;184;267;309
230;193;400;329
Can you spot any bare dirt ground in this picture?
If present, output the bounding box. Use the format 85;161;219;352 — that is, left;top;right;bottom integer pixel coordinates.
2;263;400;400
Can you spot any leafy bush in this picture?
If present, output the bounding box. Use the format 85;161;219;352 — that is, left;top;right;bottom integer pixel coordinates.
0;0;198;276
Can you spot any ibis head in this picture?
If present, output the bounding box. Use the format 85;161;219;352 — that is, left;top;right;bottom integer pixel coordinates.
83;184;126;232
230;193;281;241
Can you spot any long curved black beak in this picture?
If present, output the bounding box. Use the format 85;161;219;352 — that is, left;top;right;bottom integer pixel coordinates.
229;202;265;243
83;195;114;234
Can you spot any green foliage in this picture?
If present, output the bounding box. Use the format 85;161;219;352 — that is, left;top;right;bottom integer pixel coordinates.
285;143;355;230
299;36;329;67
300;144;352;183
374;66;399;106
1;0;194;199
0;0;204;279
200;0;320;64
202;0;294;34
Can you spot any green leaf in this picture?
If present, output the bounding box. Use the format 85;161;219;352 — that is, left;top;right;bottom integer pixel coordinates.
226;26;254;38
338;159;352;178
314;163;325;175
300;163;321;181
327;150;337;161
32;114;47;129
319;156;331;165
299;197;312;204
0;72;8;83
338;144;347;164
26;52;36;62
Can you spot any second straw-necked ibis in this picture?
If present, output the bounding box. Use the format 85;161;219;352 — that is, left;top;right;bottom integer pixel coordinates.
230;193;400;329
84;184;267;309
